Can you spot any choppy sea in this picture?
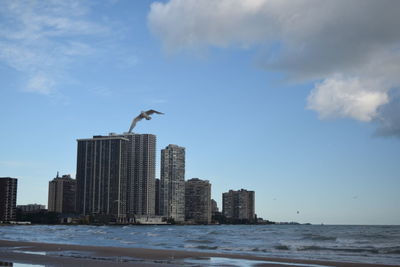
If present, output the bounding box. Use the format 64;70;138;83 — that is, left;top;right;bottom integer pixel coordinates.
1;224;399;265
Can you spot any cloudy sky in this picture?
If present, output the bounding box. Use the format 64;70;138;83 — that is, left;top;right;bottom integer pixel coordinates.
1;0;399;224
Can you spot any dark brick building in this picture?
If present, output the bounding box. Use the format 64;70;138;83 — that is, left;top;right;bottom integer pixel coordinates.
223;189;255;223
0;177;17;222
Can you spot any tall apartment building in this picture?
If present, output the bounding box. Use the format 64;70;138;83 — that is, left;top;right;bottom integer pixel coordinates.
160;144;185;222
185;178;211;224
48;173;76;214
76;134;128;220
124;133;156;217
76;133;156;221
223;189;255;223
155;178;160;216
0;177;17;222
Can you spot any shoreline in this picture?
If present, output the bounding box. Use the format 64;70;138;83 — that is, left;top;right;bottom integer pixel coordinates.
0;239;397;267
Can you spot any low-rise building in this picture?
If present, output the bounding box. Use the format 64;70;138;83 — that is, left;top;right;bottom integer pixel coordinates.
17;204;46;213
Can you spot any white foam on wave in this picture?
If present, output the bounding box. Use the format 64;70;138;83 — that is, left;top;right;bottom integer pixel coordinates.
120;240;136;244
146;232;159;237
184;257;333;267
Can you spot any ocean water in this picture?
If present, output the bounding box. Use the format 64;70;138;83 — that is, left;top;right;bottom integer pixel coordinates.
0;224;399;265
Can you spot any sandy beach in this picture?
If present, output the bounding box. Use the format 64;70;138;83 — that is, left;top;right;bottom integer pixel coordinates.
0;239;397;267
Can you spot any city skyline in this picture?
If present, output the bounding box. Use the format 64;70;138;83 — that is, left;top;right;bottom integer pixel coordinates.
74;131;253;224
1;1;399;225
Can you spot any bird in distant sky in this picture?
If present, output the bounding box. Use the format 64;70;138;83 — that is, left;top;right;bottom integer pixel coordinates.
128;109;164;133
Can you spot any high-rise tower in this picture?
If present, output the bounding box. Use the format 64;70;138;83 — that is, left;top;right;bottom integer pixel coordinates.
124;133;156;217
48;173;76;214
76;135;128;220
185;178;211;224
160;144;185;222
155;178;160;216
76;133;156;221
223;189;255;223
0;177;17;222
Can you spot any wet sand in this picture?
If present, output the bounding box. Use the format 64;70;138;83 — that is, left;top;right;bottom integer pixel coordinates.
0;239;397;267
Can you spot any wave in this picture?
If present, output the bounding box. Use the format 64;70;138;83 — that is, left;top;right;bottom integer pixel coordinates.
120;240;136;244
274;245;290;250
185;244;218;250
196;245;218;250
380;246;400;255
109;236;122;240
298;246;380;254
251;248;269;252
2;225;400;265
302;234;337;241
86;230;107;235
298;244;400;255
206;230;221;235
186;239;214;244
146;233;159;237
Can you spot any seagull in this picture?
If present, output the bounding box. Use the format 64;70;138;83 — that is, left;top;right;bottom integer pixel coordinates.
128;109;164;133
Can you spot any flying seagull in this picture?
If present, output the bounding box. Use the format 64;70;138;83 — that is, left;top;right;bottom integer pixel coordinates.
128;109;164;133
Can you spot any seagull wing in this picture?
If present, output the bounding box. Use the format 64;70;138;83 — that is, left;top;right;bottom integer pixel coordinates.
128;114;144;133
145;109;164;115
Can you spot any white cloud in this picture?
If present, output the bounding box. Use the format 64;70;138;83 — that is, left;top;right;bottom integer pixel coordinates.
148;0;278;51
307;77;389;122
25;74;56;95
0;0;108;96
149;0;400;136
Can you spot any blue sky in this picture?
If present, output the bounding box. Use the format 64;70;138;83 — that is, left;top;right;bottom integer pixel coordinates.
1;0;399;225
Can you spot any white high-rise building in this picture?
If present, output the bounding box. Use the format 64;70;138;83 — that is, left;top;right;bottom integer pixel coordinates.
160;144;185;222
125;133;156;217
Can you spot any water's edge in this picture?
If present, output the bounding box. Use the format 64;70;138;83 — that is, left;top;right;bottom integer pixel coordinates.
1;225;399;265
